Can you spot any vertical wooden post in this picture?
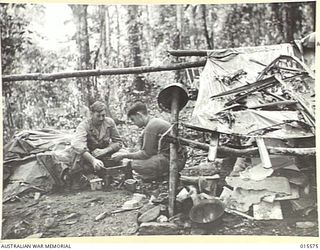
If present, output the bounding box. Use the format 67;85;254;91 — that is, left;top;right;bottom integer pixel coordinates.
256;137;272;169
169;89;180;217
207;132;219;161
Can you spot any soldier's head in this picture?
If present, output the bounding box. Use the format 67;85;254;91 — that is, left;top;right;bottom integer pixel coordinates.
127;102;148;128
90;101;106;126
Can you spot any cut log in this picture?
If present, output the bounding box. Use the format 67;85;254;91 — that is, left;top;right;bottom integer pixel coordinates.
2;60;206;82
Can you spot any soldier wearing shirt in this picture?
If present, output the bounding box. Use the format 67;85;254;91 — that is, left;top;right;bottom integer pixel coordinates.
71;101;122;178
112;102;186;181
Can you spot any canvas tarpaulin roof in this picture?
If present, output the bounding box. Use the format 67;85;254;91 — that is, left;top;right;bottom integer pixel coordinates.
190;43;314;139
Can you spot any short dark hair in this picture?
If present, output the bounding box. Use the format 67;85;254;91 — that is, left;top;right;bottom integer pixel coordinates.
90;101;106;113
127;102;148;117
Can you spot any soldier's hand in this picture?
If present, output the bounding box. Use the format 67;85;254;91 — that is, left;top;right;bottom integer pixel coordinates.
92;148;106;158
111;153;126;162
92;159;104;171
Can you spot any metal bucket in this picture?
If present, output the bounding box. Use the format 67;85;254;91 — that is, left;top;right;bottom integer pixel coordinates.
157;83;189;112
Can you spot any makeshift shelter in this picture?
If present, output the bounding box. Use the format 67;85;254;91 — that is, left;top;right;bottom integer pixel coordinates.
189;43;315;139
3;129;76;202
176;35;316;220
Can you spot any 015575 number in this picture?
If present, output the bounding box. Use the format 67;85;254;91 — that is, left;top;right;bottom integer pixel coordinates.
300;244;319;248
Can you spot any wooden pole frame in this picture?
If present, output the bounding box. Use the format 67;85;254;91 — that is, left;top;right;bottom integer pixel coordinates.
168;89;180;217
2;60;206;82
165;135;316;157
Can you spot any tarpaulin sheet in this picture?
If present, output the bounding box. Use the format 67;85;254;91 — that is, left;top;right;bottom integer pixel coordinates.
190;43;314;138
3;129;76;201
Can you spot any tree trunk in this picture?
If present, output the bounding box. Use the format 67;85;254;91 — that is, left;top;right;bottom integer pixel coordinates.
99;5;107;66
208;7;215;49
188;5;197;48
115;5;120;66
199;5;212;49
70;4;93;106
270;3;284;43
98;5;113;119
282;3;295;42
172;5;184;83
105;5;112;63
310;2;316;31
176;5;183;49
126;5;145;91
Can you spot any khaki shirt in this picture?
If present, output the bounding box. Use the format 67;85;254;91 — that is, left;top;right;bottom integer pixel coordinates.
72;117;122;155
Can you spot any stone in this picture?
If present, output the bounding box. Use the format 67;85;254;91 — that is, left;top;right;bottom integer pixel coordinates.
132;193;147;202
138;222;179;235
139;203;156;215
138;205;161;223
156;215;168;223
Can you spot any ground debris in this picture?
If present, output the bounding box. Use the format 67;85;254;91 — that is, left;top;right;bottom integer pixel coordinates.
64;220;78;225
94;211;110;221
63;212;80;220
44;218;57;228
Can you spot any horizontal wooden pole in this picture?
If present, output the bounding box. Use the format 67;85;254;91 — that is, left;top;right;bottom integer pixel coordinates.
166;135;315;157
167;50;208;57
2;59;207;82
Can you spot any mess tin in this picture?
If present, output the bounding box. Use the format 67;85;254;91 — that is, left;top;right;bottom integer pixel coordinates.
90;178;103;190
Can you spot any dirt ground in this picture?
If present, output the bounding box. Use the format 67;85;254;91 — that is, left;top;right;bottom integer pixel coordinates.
2;177;318;239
